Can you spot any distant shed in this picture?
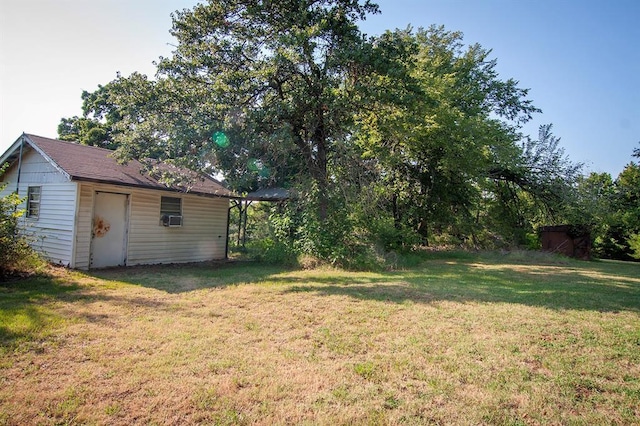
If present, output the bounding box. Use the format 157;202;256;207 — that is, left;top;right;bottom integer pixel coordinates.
540;225;591;260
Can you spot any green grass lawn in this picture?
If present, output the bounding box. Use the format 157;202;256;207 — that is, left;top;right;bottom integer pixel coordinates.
1;251;639;425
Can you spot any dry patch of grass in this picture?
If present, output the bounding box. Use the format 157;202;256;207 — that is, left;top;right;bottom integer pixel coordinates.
1;255;639;425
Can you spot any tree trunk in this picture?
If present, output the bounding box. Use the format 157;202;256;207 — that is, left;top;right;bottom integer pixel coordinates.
315;148;329;222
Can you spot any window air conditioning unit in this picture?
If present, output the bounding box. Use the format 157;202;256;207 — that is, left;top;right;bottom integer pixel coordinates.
161;215;183;227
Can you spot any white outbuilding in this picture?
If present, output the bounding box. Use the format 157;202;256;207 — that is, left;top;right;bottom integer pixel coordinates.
0;134;235;269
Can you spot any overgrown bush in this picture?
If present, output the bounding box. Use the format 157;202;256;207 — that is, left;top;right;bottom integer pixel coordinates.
364;216;423;253
244;237;297;266
237;183;389;270
0;182;44;278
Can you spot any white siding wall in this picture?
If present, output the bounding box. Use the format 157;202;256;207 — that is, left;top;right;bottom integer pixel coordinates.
73;184;95;270
0;150;77;266
2;148;70;184
128;190;228;265
75;182;229;269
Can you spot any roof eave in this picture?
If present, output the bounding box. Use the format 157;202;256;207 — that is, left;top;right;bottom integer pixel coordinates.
0;134;28;168
69;176;238;199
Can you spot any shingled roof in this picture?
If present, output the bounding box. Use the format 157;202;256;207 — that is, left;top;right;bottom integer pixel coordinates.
0;134;236;198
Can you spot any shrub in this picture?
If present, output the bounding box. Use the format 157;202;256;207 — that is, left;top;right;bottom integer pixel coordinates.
628;233;640;260
0;182;45;278
244;237;297;266
366;216;422;252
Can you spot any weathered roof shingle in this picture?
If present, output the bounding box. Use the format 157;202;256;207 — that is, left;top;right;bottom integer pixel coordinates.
4;134;235;198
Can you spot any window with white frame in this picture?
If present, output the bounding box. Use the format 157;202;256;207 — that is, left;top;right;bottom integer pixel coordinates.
26;186;41;218
160;196;182;226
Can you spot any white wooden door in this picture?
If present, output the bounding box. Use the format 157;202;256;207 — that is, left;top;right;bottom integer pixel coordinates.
90;192;128;268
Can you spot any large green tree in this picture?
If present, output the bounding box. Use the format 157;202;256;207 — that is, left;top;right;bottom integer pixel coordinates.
567;147;640;261
57;84;122;149
566;172;615;255
612;162;640;259
353;27;566;247
60;5;584;260
106;0;383;221
485;123;583;243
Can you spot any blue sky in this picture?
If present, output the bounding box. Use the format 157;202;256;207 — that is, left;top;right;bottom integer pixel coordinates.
1;0;638;177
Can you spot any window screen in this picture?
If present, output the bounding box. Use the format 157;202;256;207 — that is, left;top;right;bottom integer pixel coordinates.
27;186;41;218
160;196;181;216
